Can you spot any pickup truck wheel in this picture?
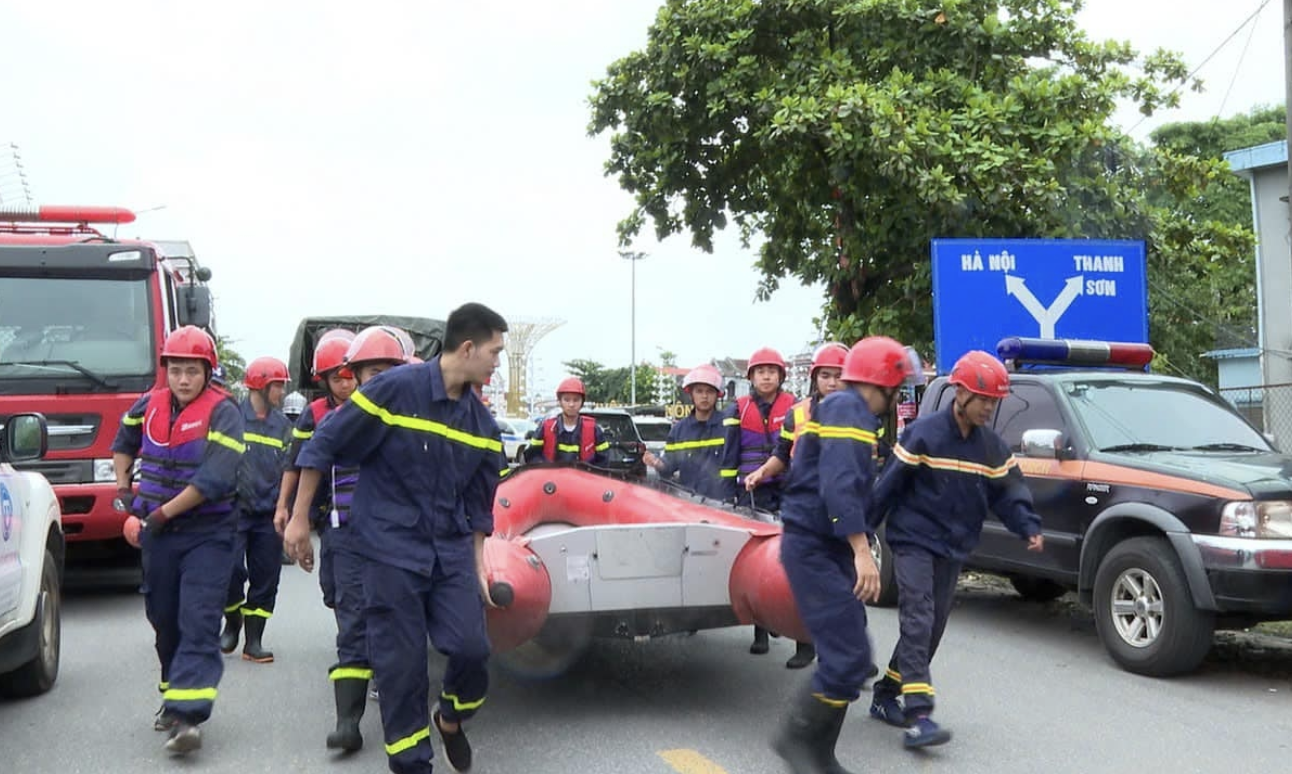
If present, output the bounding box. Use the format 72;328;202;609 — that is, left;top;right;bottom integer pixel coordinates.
1092;537;1213;677
0;550;62;698
1010;576;1066;603
871;529;897;608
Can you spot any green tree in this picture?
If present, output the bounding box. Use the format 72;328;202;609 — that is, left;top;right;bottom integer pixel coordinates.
562;359;613;403
216;334;246;384
589;0;1247;380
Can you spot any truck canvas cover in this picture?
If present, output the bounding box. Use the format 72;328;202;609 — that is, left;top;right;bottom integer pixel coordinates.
287;315;445;392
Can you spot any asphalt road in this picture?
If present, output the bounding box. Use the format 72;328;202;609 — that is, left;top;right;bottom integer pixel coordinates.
2;558;1289;774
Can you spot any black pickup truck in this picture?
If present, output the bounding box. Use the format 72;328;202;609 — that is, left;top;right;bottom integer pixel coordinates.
886;347;1292;677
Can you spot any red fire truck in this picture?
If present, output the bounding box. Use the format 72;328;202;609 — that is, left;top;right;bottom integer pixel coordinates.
0;206;216;554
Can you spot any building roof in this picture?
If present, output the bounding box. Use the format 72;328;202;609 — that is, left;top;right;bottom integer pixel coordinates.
1223;140;1287;174
1201;347;1261;360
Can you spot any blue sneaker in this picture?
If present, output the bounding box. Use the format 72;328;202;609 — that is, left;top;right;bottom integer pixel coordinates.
869;697;908;727
904;716;952;748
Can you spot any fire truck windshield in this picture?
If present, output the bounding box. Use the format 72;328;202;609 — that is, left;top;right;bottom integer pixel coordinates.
0;275;155;392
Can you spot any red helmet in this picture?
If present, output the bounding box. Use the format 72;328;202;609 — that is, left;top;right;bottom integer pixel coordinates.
345;326;408;369
682;364;724;393
556;377;586;398
161;326;218;369
810;342;849;377
244;356;289;390
747;346;786;378
842;336;912;388
313;329;356;380
949;350;1010;399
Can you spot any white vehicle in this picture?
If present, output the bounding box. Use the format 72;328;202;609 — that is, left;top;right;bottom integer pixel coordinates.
0;413;63;698
497;417;536;463
632;415;672;457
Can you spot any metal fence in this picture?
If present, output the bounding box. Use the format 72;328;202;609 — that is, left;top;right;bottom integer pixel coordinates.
1218;383;1292;446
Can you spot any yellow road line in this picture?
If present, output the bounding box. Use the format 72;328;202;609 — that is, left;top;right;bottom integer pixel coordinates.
657;748;729;774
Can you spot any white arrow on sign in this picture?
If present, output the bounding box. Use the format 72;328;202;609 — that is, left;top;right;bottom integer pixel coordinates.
1005;274;1084;339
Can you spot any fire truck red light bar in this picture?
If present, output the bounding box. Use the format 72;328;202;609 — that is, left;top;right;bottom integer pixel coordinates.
0;205;137;225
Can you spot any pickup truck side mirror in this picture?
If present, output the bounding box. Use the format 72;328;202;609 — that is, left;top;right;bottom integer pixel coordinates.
1;412;49;462
1021;428;1065;460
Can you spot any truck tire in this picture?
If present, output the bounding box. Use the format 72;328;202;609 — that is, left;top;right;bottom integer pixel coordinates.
1010;576;1066;603
872;528;898;608
0;550;62;698
1092;537;1213;677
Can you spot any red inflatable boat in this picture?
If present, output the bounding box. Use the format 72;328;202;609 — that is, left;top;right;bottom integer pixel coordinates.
481;465;809;659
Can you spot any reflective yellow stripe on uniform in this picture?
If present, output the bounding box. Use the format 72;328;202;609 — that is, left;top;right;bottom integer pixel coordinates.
207;431;246;454
441;691;486;712
722;417;740;426
292;427;313;440
664;438;724;452
719;468;738;478
529;439;544;447
351;392;503;452
812;692;850;708
157;681;170;693
245;432;285;449
801;422;877;445
900;682;935;696
385;727;431;756
122;413;143;426
594;441;610;452
241;607;272;619
223;600;244;614
163;687;218;702
556;443;581;453
891;444;1015;479
499;467;512;478
329;666;374;681
885;668;902;682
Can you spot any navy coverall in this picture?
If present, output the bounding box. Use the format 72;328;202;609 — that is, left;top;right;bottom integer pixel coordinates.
225;398;291;620
778;389;881;702
297;358;504;774
285;396;342;602
522;416;609;466
112;387;245;725
656;410;737;501
870;405;1041;719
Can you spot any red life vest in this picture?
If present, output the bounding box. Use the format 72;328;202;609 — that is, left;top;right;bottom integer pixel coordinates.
142;386;227;448
735;391;796;479
542;416;598;462
309;397;331;426
786;397;814;459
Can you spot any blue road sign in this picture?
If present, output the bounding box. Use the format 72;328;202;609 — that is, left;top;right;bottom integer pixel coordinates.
930;239;1147;374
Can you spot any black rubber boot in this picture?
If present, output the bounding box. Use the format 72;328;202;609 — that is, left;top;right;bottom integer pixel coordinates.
786;641;816;669
218;611;241;655
326;679;368;752
750;626;770;655
241;616;274;663
772;686;855;774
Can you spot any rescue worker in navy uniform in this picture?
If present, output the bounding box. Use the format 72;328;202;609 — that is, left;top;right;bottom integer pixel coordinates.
745;342;850;670
111;325;246;755
642;363;736;501
771;336;912;774
278;390;309;566
726;346;796;656
868;350;1043;749
522;377;609;466
219;356;291;663
273;329;357;557
285;303;509;774
313;325;411;753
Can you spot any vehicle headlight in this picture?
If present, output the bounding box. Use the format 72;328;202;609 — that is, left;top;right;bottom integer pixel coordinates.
93;458;116;483
1220;501;1292;539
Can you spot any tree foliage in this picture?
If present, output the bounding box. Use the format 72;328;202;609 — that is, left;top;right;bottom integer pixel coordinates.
589;0;1255;380
562;359;668;404
216;334;246;385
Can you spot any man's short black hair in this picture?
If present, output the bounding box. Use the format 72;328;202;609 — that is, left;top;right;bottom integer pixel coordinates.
444;303;508;352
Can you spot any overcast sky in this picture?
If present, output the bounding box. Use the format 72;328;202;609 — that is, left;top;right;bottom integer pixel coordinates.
0;0;1284;401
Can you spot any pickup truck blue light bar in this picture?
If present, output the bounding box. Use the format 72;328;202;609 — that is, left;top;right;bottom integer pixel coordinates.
996;337;1155;369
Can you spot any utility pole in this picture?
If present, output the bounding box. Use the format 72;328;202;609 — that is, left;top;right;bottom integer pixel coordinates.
620;250;647;407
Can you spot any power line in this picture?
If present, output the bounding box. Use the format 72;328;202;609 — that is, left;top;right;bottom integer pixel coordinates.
1128;0;1273;135
1218;1;1264;115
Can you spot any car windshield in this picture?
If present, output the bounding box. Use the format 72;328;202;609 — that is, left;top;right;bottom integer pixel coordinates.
588;414;641;444
635;422;671;442
0;275;155;388
1064;379;1271;452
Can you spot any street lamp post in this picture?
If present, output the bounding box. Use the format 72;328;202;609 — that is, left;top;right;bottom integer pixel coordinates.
619;250;647;407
